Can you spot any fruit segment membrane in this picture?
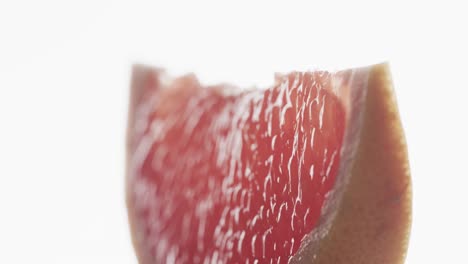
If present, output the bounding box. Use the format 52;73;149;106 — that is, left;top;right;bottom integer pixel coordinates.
127;68;362;263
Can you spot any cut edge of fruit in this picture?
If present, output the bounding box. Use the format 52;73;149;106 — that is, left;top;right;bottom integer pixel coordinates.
292;63;412;264
289;64;372;262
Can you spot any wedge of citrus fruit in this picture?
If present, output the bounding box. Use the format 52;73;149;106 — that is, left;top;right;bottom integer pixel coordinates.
126;63;411;264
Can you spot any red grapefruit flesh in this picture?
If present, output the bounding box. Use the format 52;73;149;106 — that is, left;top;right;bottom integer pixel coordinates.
126;64;412;264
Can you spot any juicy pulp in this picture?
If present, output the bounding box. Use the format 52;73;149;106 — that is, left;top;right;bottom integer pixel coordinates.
127;70;347;263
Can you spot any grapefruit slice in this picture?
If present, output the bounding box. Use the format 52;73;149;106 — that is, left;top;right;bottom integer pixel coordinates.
126;63;411;264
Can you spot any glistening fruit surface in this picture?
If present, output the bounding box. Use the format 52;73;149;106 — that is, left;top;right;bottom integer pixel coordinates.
127;71;346;263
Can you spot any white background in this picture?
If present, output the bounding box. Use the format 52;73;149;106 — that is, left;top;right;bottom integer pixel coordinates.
1;1;467;263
